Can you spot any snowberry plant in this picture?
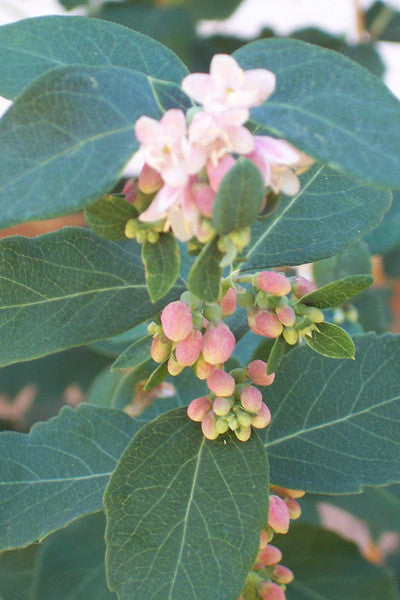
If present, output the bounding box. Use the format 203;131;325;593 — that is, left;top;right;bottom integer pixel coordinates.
1;13;400;600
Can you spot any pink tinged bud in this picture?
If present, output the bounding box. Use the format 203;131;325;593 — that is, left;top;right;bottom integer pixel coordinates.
202;323;236;365
161;301;193;342
219;287;237;317
256;271;291;296
272;565;294;585
285;496;302;520
235;426;252;442
151;335;171;363
240;386;262;413
187;396;212;422
191;183;215;217
246;360;275;386
257;544;282;566
207;155;237;192
268;495;290;534
138;163;163;194
213;396;232;417
207;369;235;397
259;580;286;600
122;178;139;204
251;402;271;429
248;309;283;338
276;304;296;327
201;411;219;440
260;529;269;550
271;486;305;499
290;276;317;298
175;329;203;366
167;355;185;376
194;354;216;380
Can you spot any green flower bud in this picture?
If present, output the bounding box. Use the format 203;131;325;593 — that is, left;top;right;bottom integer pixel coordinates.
136;230;147;244
282;327;298;345
237;410;253;428
216;417;229;434
192;311;205;330
294;316;314;331
304;306;324;323
147;321;161;336
237;287;255;309
125;219;138;239
203;303;222;323
229;368;248;383
146;230;160;244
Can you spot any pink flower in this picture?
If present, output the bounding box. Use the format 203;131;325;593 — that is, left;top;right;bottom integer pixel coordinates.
276;304;296;327
175;329;203;366
240;386;262;413
207;155;236;192
251;403;271;429
207;369;235;396
259;581;286;600
202;322;236;365
248;309;283;338
246;360;275;387
218;286;237;317
194;354;216;380
201;411;219;440
138;163;163;194
187;396;212;422
257;544;282;566
290;276;317;298
182;54;276;118
256;270;291;296
161;301;193;342
272;565;294;585
268;495;290;534
191;183;215;217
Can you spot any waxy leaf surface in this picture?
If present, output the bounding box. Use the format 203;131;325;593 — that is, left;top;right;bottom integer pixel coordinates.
0;228;183;366
235;38;400;188
84;195;137;241
301;274;374;308
188;237;223;302
105;408;269;600
261;333;400;492
142;233;180;302
305;322;356;359
112;335;153;371
0;15;188;99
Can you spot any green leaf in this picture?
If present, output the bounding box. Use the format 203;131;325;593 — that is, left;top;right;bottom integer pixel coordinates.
112;335;152;371
0;544;38;600
104;407;269;600
366;1;400;42
89;322;149;358
143;359;169;391
305;322;356;359
300;274;374;308
84;195;137;240
87;368;125;408
0;404;139;550
0;65;185;229
313;240;372;288
234;38;400;188
267;336;288;374
186;0;242;20
0;15;188;100
112;361;154;409
365;191;400;254
261;333;400;492
278;523;398;600
212;157;264;234
188;237;223;302
142;233;181;302
244;164;391;270
354;287;393;334
0;228;184;367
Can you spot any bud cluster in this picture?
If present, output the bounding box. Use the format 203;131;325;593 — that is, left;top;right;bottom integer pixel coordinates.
236;272;324;346
239;487;305;600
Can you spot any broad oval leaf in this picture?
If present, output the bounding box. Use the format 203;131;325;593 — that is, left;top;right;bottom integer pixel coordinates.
234;38;400;189
243;164;391;270
300;274;374;308
0;65;185;229
112;335;152;371
305;322;356;359
188;237;223;302
142;233;181;302
212;157;264;234
0;228;184;367
0;544;39;600
104;407;269;600
0;404;139;550
143;359;169;391
84;195;137;241
0;15;188;100
313;240;372;288
261;333;400;493
365;191;400;254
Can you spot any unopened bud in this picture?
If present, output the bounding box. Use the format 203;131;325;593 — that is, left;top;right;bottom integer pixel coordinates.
187;396;212;422
194;354;216;379
151;334;171;363
207;369;235;397
180;291;201;311
256;271;291;296
268;495;290;534
122;178;138;203
251;402;271;429
240;386;262;413
203;303;222;323
304;306;324;323
175;329;203;366
147;321;161;336
285;496;301;520
138;163;163;194
167;354;184;376
246;360;275;386
272;565;294;585
248;309;283;338
215;417;230;434
270;486;305;499
192;311;204;330
235;426;252;442
161;301;193;342
236;410;253;428
257;544;282;566
212;396;233;417
230;368;248;383
290;276;317;298
219;286;237;317
259;580;286;600
202;323;236;365
201;411;219;440
191;183;215;217
125;218;139;238
282;326;298;345
276;304;296;327
229;227;251;252
146;230;160;243
259;529;269;550
237;287;255;309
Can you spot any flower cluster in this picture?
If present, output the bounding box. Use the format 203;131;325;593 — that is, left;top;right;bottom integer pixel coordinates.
239;487;305;600
125;54;313;244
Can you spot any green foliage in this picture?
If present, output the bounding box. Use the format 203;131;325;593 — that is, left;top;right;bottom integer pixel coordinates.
0;15;188;99
262;333;400;492
0;544;38;600
84;195;137;240
0;404;138;550
104;407;269;600
234;38;400;188
305;322;356;359
212;157;265;234
142;232;181;301
300;274;374;308
365;191;400;254
112;335;153;370
266;336;289;374
0;228;183;366
143;359;169;391
244;164;390;270
366;1;400;42
188;237;223;302
313;240;372;287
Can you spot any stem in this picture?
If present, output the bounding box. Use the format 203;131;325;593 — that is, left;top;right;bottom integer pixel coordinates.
353;0;367;42
369;4;397;41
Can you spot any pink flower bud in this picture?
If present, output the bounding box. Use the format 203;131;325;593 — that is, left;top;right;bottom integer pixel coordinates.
235;426;252;442
271;485;305;499
275;304;296;327
138;163;163;194
248;309;283;338
218;286;237;317
167;354;184;376
191;183;215;217
246;360;275;386
207;369;235;397
194;354;216;379
187;396;212;422
259;529;269;550
272;565;294;585
151;334;171;363
201;411;219;440
251;402;271;429
240;386;262;413
256;271;291;296
175;329;203;366
161;301;193;342
202;323;236;365
285;496;302;520
122;178;139;203
290;276;317;298
268;495;290;534
213;396;232;417
207;155;236;192
259;580;286;600
257;544;282;566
